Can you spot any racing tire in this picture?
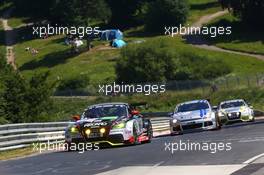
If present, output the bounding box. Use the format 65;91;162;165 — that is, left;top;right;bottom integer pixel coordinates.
144;121;153;143
249;117;255;122
132;124;141;145
214;116;222;130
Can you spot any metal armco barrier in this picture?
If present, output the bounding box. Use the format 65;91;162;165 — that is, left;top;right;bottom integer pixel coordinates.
0;115;172;152
0;122;70;151
0;110;263;152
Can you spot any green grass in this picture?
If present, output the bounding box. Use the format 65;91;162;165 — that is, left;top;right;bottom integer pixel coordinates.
51;87;264;121
15;35;264;85
8;17;30;28
170;37;264;75
11;0;263;86
205;14;264;55
188;0;222;24
15;35;119;85
0;147;37;160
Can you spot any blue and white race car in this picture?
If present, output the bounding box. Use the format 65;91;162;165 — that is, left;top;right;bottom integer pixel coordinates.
65;102;152;150
171;100;221;131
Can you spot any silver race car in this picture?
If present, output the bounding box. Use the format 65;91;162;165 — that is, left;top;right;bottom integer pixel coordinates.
65;102;152;150
171;100;221;131
218;99;255;124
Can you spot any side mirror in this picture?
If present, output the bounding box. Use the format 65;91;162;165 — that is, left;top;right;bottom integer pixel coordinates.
131;110;140;115
72;115;81;121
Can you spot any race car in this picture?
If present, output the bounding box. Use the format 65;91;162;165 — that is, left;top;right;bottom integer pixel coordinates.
65;102;152;150
171;100;221;131
217;99;255;124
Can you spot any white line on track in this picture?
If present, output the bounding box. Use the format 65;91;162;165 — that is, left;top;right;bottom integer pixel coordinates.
243;153;264;164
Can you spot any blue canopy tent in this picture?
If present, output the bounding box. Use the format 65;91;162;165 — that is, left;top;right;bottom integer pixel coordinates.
112;39;126;48
100;29;123;41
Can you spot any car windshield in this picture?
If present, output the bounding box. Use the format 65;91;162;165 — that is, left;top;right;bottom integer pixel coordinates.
220;101;245;109
82;105;128;119
177;102;209;112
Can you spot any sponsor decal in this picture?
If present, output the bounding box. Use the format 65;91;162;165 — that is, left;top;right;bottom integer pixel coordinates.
84;122;108;127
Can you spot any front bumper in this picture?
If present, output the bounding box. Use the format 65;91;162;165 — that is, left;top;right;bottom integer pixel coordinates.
68;134;126;146
180;118;216;130
220;112;254;124
170;121;183;134
65;128;133;146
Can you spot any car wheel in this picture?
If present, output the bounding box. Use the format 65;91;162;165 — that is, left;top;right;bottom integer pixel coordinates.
132;124;140;145
145;121;153;143
213;117;222;130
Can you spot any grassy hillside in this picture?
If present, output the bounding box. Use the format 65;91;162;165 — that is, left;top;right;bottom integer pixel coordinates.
15;35;264;86
188;0;222;23
205;14;264;55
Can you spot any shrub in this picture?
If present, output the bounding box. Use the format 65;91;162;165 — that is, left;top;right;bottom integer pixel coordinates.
116;38;231;83
145;0;189;33
57;75;90;91
116;39;179;83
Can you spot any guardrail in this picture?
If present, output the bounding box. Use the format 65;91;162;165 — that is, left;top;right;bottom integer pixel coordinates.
0;122;70;151
1;110;263;152
0;116;171;152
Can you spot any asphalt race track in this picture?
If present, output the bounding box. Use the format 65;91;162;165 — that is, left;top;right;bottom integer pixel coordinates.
1;120;264;175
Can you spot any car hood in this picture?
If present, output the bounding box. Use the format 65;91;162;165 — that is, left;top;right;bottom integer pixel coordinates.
220;107;241;113
173;109;210;121
76;116;121;128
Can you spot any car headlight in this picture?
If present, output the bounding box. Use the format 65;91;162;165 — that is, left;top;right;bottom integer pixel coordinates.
112;122;126;129
172;119;178;123
228;113;232;117
100;128;106;134
70;126;78;133
85;129;91;135
218;111;225;117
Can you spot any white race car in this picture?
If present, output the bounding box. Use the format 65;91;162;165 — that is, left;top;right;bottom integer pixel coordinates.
171;100;221;131
218;99;255;124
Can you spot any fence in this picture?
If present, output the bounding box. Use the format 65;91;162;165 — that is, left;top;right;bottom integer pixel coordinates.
53;73;264;97
0;110;263;152
0;122;69;151
0;115;171;152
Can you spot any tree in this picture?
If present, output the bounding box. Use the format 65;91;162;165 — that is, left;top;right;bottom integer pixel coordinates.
106;0;146;27
145;0;189;33
51;0;111;26
0;55;55;123
24;72;54;122
219;0;264;26
12;0;54;19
